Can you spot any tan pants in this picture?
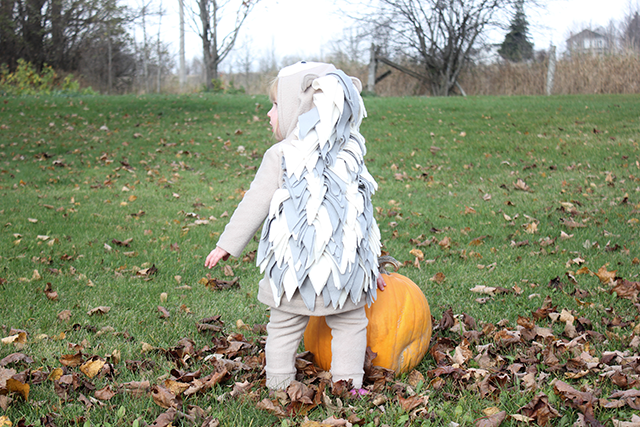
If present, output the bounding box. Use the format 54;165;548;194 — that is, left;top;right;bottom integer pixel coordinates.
265;306;368;390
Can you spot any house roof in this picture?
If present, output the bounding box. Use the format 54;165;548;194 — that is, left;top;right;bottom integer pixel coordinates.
567;29;606;43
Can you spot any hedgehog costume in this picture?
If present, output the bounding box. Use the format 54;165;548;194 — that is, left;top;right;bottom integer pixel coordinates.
216;62;382;389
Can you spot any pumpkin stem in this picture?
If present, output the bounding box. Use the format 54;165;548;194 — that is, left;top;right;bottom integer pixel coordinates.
378;255;400;275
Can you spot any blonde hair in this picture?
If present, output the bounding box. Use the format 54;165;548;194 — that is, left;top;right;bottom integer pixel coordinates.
268;78;278;102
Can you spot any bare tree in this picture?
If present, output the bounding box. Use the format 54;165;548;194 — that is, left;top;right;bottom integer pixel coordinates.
327;27;369;67
191;0;259;90
362;0;526;96
623;9;640;51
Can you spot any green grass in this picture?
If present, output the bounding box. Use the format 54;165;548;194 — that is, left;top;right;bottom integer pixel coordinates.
1;92;639;426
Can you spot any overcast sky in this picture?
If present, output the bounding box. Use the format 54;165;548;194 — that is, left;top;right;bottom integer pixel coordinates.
157;0;637;66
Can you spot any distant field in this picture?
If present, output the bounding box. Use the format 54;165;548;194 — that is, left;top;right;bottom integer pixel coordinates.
1;93;639;426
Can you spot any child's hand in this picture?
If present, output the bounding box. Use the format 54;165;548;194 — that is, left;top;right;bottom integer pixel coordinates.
205;247;230;269
376;274;386;291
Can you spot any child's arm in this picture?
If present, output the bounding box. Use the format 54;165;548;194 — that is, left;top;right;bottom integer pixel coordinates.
204;246;230;269
377;274;386;291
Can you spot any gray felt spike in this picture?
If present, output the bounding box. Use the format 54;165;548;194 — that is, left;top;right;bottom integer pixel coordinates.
298;107;320;140
298;277;316;311
322;287;332;307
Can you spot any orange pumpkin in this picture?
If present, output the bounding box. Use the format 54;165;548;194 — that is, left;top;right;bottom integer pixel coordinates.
304;270;432;375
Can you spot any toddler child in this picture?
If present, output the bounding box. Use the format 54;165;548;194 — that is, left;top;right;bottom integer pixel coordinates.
205;61;385;390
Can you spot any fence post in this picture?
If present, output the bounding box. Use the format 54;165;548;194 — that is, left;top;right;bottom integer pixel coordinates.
367;43;376;94
546;44;556;96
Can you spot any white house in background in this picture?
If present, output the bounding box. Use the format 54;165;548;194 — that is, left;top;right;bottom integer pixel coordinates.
566;29;609;55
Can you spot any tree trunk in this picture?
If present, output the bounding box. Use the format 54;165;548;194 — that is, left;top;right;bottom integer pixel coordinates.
0;0;17;67
24;0;47;67
107;25;113;94
179;0;185;91
141;5;149;93
49;0;64;68
199;0;212;88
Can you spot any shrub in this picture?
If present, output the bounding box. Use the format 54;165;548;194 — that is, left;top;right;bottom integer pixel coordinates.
0;59;94;95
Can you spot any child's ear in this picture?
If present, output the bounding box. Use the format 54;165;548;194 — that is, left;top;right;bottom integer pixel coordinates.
301;74;319;91
350;77;363;93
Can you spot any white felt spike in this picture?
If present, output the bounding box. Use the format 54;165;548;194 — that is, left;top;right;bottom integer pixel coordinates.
309;254;332;295
282;268;299;302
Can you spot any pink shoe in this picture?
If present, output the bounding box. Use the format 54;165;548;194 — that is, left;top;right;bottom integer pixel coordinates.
349;388;370;398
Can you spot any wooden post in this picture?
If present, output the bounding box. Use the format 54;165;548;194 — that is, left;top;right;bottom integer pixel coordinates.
367;43;376;94
546;45;556;96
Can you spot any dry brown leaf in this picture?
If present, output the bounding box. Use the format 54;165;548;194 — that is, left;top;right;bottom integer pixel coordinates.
611;279;640;301
595;264;617;284
57;309;72;321
60;351;83;367
121;380;151;398
410;248;424;260
438;236;452;250
524;222;538;234
79;357;105;379
430;272;446;284
398;394;427;412
44;282;58;300
1;333;26;346
223;265;234;276
229;380;252;397
87;306;110;316
464;206;477;215
519;393;561;426
151;384;181;409
112;237;133;247
453;339;473;365
6;377;29;401
476;410;506;427
46;367;63;382
0;368;16;389
158;306;170;318
407;369;425;388
257;398;287;417
150;408;177;427
514;179;531;191
95;385;116;400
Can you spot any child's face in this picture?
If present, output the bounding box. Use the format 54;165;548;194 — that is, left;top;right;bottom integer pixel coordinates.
267;102;278;136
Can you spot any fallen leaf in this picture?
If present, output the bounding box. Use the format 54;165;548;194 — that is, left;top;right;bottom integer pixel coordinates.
43;282;58;300
57;309;72;321
95;385;116;400
519;393;561;426
257;398;287;417
60;352;84;367
87;306;110;316
514;179;531;191
150;408;176;427
80;356;105;379
595;265;617;284
6;377;29;401
476;410;506;427
1;333;26;346
151;384;181;409
430;272;446;284
121;380;151;397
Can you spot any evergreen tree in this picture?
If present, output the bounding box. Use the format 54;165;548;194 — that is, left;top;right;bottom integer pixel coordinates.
498;0;534;62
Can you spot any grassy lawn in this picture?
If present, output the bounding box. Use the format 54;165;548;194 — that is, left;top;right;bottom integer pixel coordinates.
0;92;639;426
